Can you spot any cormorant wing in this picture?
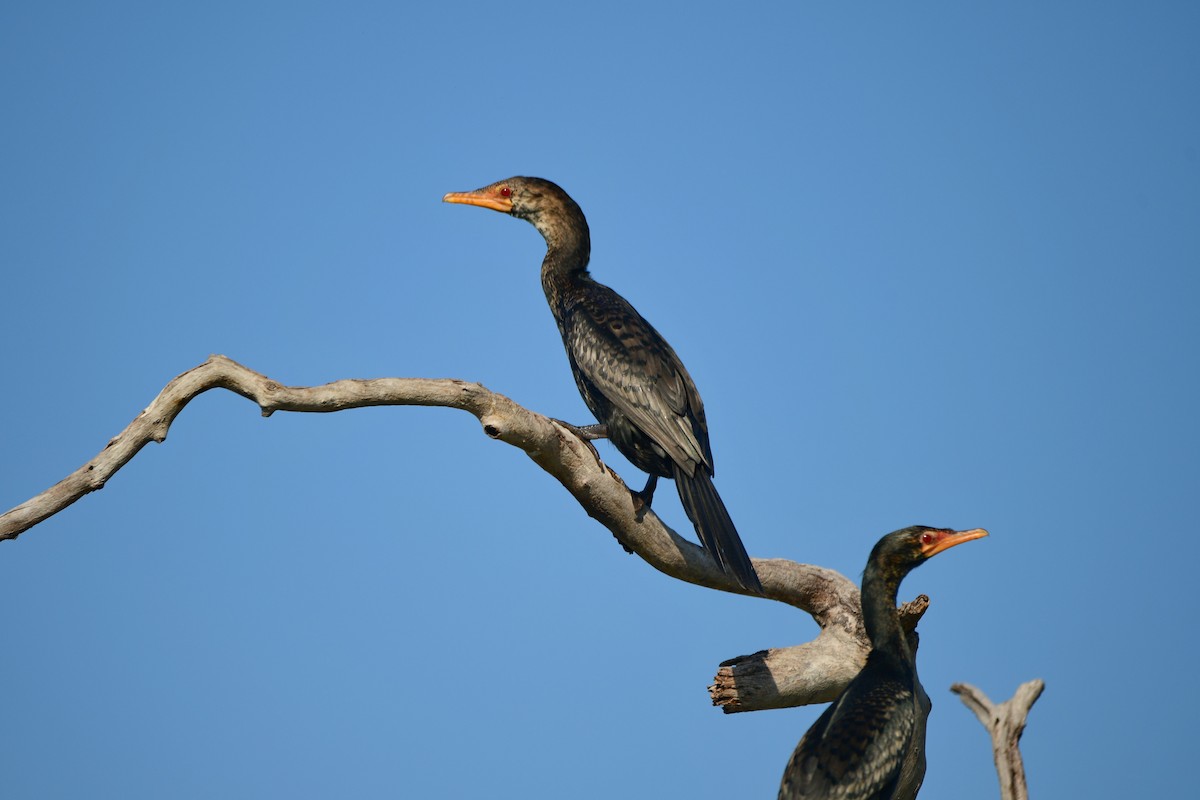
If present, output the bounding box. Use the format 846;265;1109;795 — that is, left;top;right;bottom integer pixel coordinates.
561;283;713;473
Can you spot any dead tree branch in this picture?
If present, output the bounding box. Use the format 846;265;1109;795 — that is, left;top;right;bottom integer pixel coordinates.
950;679;1044;800
1;354;929;714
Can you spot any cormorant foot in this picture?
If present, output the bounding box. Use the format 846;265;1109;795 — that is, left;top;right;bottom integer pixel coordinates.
634;474;659;509
551;419;607;466
570;423;609;441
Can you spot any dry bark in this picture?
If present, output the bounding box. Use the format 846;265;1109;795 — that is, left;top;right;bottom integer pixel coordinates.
951;680;1045;800
0;354;928;714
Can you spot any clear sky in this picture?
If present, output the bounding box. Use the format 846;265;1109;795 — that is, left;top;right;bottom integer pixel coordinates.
2;3;1196;798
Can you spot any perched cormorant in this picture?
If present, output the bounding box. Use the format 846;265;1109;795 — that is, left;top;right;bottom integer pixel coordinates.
778;525;988;800
444;177;762;593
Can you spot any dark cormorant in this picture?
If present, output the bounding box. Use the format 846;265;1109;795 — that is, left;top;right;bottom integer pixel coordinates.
444;177;762;593
778;525;988;799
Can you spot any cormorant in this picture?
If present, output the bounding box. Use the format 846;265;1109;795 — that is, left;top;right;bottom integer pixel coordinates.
444;177;762;593
778;525;988;799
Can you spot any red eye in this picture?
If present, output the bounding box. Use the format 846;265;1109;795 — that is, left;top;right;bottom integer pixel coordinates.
499;186;512;197
920;532;934;545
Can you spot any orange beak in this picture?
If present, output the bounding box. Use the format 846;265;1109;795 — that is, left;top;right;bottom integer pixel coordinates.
442;189;513;213
922;528;988;558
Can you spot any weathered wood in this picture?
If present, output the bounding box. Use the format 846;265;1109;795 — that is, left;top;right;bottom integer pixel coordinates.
951;680;1044;800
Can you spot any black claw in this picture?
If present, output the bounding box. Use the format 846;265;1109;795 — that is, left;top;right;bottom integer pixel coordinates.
611;530;636;554
636;474;659;507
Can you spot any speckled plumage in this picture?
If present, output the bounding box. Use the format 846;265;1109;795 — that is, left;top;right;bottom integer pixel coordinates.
780;655;918;799
444;176;761;592
778;526;987;800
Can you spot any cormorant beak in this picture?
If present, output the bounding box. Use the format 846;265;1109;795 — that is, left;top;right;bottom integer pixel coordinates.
922;528;988;558
442;189;513;213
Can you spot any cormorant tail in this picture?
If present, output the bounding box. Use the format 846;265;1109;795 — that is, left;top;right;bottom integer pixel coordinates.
673;466;762;593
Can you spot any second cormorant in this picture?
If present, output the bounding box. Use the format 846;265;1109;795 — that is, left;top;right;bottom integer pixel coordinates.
778;525;988;799
444;177;762;593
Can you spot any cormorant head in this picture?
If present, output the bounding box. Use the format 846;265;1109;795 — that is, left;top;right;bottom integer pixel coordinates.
443;176;589;254
443;176;575;223
868;525;989;582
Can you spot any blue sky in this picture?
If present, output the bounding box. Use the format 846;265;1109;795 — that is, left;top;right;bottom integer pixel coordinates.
2;3;1196;797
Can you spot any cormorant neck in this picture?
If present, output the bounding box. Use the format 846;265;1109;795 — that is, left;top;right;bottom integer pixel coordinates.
531;199;591;312
861;567;912;665
532;205;590;273
540;231;590;277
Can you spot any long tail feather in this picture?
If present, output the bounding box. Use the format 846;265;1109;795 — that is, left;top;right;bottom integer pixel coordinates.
674;467;762;593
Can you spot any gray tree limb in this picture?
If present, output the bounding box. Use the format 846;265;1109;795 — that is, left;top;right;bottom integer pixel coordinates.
1;354;928;714
950;680;1045;800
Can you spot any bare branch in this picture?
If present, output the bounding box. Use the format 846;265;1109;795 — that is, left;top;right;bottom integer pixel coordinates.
0;354;922;714
950;680;1045;800
711;593;930;714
